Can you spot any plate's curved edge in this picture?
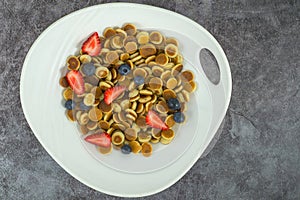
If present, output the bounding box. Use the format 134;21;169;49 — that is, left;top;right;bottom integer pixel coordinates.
196;42;232;159
20;2;232;197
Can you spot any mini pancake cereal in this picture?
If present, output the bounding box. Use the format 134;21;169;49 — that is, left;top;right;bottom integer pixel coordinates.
59;23;197;157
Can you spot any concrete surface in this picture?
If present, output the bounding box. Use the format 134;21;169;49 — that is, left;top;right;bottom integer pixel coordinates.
0;0;299;199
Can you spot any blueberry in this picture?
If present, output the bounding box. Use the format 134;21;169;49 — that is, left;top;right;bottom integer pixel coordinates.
167;98;181;110
134;75;144;85
82;63;95;76
79;102;91;111
121;144;132;154
118;64;131;76
65;100;75;110
173;112;185;123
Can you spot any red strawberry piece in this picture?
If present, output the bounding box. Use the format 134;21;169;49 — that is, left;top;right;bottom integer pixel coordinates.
84;132;111;148
81;32;101;56
146;110;169;130
66;70;85;95
104;86;126;105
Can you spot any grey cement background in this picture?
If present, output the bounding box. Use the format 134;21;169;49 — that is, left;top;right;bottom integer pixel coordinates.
1;0;299;199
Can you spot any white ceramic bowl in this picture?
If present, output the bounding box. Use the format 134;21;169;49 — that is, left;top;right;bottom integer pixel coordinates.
20;3;231;197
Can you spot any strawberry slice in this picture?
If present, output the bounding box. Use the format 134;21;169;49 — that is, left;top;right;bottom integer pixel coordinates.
66;70;85;95
84;132;111;148
146;110;169;130
104;86;126;105
81;32;101;56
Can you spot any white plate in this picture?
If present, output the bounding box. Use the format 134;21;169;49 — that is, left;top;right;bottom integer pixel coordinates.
20;3;231;197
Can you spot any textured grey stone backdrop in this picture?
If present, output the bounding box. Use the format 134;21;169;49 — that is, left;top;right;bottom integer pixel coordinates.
1;0;299;199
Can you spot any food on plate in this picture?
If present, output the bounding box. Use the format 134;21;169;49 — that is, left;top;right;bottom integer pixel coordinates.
59;23;197;157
